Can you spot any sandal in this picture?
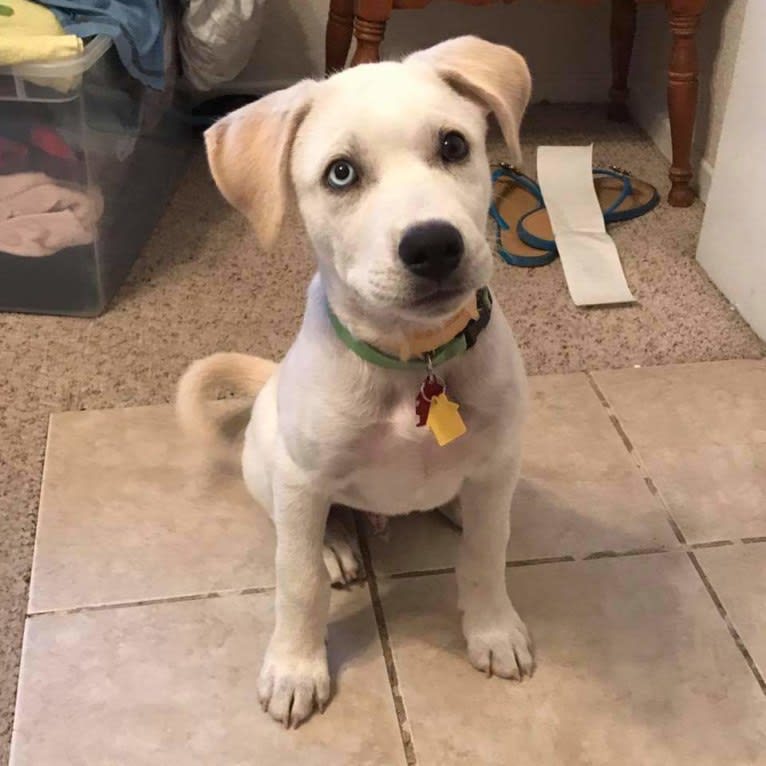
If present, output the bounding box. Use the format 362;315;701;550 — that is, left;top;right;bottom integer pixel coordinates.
489;163;558;268
518;166;660;251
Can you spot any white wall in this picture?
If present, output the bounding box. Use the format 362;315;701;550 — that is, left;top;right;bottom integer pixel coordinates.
696;0;765;341
235;0;613;102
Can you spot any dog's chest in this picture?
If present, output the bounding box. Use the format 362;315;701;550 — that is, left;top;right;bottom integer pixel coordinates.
334;390;492;514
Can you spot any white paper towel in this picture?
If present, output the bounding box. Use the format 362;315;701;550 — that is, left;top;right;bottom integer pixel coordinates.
537;145;635;306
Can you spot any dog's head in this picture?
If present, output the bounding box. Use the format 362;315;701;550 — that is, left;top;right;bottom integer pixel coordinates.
206;36;531;322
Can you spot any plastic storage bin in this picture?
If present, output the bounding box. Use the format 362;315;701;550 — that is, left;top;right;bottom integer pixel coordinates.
0;36;193;316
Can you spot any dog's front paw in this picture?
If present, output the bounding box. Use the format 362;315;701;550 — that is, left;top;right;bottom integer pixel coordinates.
257;649;331;728
464;607;535;680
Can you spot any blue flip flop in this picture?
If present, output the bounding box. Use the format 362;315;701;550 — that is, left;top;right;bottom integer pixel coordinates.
517;166;660;252
489;163;558;268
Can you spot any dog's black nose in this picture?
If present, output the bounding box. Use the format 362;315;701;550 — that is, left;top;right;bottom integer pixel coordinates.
398;221;464;280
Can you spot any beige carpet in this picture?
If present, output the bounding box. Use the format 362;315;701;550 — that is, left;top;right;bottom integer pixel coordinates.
0;104;763;760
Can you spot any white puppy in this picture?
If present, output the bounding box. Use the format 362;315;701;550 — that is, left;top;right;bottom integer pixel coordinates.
178;36;533;728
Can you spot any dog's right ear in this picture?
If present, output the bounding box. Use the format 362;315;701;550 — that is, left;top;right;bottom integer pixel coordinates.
204;79;318;251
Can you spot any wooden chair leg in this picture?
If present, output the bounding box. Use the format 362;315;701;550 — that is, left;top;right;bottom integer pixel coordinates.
351;0;393;66
667;0;707;207
326;0;355;74
608;0;637;122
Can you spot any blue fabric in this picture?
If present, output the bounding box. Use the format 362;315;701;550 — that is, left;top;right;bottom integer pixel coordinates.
42;0;164;89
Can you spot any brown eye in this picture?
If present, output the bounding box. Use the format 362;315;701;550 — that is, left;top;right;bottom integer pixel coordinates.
440;131;469;163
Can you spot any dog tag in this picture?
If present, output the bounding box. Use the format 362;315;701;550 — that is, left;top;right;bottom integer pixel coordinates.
426;392;467;446
415;374;445;426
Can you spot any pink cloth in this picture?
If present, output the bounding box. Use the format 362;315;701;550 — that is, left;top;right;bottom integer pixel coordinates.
0;172;103;256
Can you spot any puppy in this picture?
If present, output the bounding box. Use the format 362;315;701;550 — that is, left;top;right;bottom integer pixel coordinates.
177;36;533;728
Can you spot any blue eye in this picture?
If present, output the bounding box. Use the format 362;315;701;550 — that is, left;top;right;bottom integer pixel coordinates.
326;159;357;190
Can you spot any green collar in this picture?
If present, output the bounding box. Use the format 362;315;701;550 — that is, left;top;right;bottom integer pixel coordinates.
327;287;493;370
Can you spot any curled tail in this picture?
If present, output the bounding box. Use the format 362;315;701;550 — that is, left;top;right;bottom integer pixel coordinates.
176;352;277;449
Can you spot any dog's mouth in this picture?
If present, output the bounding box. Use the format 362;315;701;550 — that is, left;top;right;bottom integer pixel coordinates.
401;283;476;318
411;285;468;307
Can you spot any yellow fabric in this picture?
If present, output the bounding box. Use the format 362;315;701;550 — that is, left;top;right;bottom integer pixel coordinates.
0;0;83;66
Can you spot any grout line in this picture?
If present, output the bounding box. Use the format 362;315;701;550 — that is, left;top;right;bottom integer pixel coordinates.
585;373;611;408
28;536;751;617
607;414;634;454
585;372;687;545
383;556;577;580
687;552;766;696
389;567;455;580
354;516;418;766
27;585;275;618
583;546;668;560
690;540;736;550
641;477;688;543
507;555;576;567
380;540;756;580
642;476;662;498
576;541;747;560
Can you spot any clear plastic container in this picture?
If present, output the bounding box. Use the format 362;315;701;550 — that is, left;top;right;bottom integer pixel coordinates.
0;36;193;316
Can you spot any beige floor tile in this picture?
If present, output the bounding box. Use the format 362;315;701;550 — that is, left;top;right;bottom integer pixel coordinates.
643;443;766;542
10;587;405;766
594;361;766;541
30;404;278;612
696;543;766;677
594;361;766;447
380;555;766;766
367;374;677;575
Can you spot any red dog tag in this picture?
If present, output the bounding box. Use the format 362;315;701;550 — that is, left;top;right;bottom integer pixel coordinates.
415;374;445;426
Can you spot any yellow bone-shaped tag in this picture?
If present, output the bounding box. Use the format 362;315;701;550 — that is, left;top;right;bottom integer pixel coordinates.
426;392;467;446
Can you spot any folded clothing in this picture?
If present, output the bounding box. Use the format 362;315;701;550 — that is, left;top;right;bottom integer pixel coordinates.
39;0;164;89
0;172;103;256
0;0;83;66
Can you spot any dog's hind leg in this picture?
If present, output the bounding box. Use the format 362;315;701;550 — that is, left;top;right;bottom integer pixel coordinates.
323;506;362;587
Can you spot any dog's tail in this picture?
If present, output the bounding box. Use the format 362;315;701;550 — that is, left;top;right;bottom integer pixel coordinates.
176;352;277;449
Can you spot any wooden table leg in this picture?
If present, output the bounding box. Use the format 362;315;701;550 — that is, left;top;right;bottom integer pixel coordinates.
326;0;355;74
608;0;637;122
667;0;707;207
351;0;393;66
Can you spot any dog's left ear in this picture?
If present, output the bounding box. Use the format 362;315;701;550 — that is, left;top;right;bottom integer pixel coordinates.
406;36;531;163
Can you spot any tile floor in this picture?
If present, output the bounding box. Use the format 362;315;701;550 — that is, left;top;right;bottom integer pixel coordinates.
9;360;766;765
